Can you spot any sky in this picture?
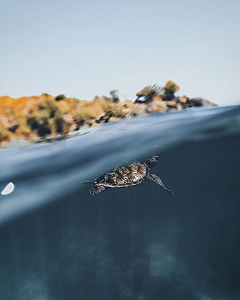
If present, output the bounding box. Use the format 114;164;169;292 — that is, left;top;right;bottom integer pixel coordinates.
1;0;240;105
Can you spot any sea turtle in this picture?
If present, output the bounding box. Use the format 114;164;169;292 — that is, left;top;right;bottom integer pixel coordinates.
82;156;174;196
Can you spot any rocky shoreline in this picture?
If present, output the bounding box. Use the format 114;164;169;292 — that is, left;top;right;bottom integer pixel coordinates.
0;81;216;146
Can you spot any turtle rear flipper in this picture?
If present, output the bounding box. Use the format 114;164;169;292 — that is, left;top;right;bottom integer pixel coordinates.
148;174;174;195
90;185;108;196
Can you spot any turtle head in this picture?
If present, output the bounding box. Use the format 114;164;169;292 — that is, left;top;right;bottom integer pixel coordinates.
145;155;158;172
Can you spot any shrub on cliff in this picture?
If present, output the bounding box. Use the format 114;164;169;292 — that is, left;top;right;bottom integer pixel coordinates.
135;85;161;103
73;97;104;125
73;107;96;122
0;126;10;143
162;80;180;100
102;99;123;118
27;110;52;137
16;119;31;138
37;123;51;136
38;100;58;118
56;101;71;114
20;125;31;138
110;90;120;103
54;112;66;134
55;94;66;101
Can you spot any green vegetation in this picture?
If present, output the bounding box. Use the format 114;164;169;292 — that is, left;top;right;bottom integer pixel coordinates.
38;99;58;118
27;110;52;137
55;94;66;101
0;126;10;142
102;99;123;118
54;112;66;134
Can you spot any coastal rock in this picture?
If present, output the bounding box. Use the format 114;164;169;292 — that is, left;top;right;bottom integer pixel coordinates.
146;101;167;113
176;97;216;108
131;104;147;116
188;98;217;107
0;84;217;145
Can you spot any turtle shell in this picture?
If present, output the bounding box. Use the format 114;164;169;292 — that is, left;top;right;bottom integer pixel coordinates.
96;162;147;188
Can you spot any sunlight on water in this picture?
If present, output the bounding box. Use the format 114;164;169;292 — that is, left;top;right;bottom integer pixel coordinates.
1;182;15;195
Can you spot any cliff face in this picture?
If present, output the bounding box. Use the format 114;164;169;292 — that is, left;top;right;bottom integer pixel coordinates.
0;94;105;143
0;87;216;145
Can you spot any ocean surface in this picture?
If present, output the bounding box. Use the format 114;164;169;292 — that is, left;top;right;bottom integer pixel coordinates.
0;105;240;300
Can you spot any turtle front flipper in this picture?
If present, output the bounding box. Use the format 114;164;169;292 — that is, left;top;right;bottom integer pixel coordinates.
147;174;174;195
90;184;108;196
145;156;158;172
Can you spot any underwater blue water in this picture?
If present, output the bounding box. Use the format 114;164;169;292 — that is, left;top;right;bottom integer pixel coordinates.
0;105;240;300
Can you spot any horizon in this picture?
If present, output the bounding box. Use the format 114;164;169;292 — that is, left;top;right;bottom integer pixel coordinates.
1;0;240;106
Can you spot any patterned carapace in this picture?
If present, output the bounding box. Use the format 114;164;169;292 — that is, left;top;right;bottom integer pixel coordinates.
82;156;174;196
